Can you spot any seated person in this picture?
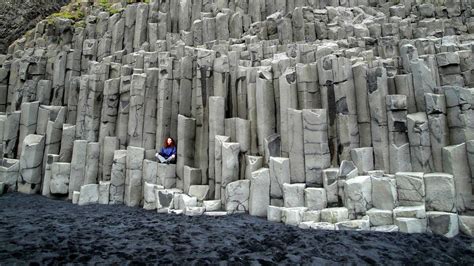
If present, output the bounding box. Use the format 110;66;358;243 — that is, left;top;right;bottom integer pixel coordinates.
156;137;177;164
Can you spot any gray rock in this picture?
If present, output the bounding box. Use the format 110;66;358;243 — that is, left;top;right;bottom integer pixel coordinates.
18;134;44;194
267;206;283;223
350;147;374;175
183;166;201;194
98;181;110;205
302;109;329;186
371;176;398;210
0;159;19;193
203;200;221;212
442;143;472;212
458;215;474;237
370;225;399;232
269;157;290;200
321;207;349;224
281;207;307;226
157;163;176;189
335;220;370;231
78;184;99;206
323;168;339;205
396;172;425;206
225;180;250;213
395;218;427;234
188;185;209;201
283;183;305;208
427;211;459;238
344;175;372;219
50;162;70;195
302;210;321;223
367;208;393;226
288;108;305;183
249;168;270;217
109;150;127;205
394;205;427;219
304;188;327;211
424;173;456;212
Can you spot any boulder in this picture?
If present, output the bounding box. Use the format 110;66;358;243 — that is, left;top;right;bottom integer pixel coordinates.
78;184;99;206
249;168;270;217
366;208;393;226
302;210;321;222
371;225;399;232
185;207;205;216
183;166;201;194
283;183;305;207
157;163;176;189
225;180;250;213
281;207;307;226
321;207;349;224
188;185;210;201
204;212;228;217
371;176;397;210
18;134;45;194
395;172;425;206
427;212;459;238
98;181;110;205
143;182;163;210
344;175;372;218
0;159;19;193
395;218;427;233
350;147;374;174
299;221;316;230
269;157;290;199
177;194;198;211
323;168;339;205
156;189;181;213
267;206;282;222
50;163;71;195
310;222;336;230
72;191;80;204
458;215;474;237
393;205;427;219
442;143;472;212
203;200;221;212
304;188;327;210
335;219;370;231
424;173;456;212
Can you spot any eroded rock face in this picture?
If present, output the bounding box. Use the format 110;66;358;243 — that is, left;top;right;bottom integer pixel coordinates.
0;0;70;53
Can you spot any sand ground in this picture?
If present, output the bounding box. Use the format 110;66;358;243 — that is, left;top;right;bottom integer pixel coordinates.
0;193;472;264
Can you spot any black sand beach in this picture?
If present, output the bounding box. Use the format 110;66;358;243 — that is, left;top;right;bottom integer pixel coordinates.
0;193;472;264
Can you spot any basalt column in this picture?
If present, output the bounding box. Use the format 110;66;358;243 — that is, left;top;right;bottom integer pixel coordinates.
367;66;390;173
128;73;146;148
208;97;225;199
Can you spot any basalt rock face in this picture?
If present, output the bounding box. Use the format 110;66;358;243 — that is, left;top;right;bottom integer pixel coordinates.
0;0;70;54
0;0;474;237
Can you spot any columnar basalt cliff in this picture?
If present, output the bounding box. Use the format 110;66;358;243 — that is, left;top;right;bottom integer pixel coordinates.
0;0;474;238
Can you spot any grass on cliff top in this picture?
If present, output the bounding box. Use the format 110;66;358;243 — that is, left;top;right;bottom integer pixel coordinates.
46;1;85;26
98;0;122;15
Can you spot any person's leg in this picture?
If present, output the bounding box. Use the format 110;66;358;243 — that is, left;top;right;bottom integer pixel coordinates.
157;154;167;163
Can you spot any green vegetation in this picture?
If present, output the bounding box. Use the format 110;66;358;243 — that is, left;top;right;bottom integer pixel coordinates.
74;20;86;28
46;8;85;26
98;0;122;15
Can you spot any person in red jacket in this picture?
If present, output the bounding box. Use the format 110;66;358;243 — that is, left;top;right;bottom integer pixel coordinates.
155;137;177;164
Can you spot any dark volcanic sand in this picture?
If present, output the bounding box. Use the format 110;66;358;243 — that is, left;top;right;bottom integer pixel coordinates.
0;193;472;264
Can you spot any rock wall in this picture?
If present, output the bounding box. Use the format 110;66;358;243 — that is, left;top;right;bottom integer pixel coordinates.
0;0;474;237
0;0;70;54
